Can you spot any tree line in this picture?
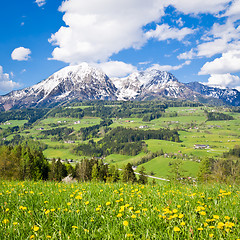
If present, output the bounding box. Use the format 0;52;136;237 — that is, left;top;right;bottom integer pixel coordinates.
74;127;179;157
0;145;148;184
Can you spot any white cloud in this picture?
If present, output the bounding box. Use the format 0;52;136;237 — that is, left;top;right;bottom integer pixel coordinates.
170;0;230;14
205;73;240;90
49;0;171;64
0;66;20;93
11;47;31;61
35;0;46;7
223;0;240;17
199;50;240;75
197;39;228;58
145;24;193;41
97;61;137;78
178;49;196;60
147;60;191;72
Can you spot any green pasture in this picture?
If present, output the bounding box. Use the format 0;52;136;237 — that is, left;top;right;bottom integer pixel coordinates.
0;120;27;129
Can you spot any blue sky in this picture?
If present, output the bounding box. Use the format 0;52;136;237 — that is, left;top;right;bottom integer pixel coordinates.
1;0;240;95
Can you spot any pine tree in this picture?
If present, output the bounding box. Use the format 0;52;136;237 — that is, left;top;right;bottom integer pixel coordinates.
138;166;148;184
122;163;137;183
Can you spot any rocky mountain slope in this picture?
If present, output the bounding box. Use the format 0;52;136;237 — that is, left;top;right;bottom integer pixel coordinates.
0;63;240;110
0;63;117;110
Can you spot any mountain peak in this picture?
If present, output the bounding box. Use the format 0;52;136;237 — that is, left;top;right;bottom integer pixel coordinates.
0;64;240;110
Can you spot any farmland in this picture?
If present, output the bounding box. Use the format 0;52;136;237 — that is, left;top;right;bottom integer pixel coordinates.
1;101;240;179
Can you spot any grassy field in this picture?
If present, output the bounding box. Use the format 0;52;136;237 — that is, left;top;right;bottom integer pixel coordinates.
0;181;239;239
2;106;240;179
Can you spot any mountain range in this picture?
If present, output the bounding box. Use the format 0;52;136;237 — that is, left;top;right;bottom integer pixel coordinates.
0;62;240;110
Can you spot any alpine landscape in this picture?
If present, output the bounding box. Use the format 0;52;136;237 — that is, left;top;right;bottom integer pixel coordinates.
0;1;240;239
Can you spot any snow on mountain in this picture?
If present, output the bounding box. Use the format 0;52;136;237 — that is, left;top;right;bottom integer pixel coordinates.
186;82;240;106
0;63;240;110
0;63;117;110
112;69;197;101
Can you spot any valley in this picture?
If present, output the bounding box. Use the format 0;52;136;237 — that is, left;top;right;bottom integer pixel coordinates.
1;101;240;180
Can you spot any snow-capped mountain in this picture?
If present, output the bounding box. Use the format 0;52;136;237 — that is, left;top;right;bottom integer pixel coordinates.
0;63;117;110
0;63;240;110
112;70;198;101
186;82;240;106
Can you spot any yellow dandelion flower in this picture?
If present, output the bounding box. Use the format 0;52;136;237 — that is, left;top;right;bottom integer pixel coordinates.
2;219;9;224
177;205;181;208
13;222;18;225
106;202;111;206
131;215;137;219
224;216;230;220
51;209;55;212
75;195;82;200
213;215;219;219
33;225;39;232
123;221;129;227
198;228;203;231
173;209;178;213
85;201;89;205
30;235;35;239
46;236;52;239
45;210;50;214
84;229;89;232
178;214;184;219
72;226;78;229
209;226;215;229
6;208;9;212
209;234;214;238
126;233;133;237
67;202;71;206
173;227;180;232
180;222;186;226
117;213;122;218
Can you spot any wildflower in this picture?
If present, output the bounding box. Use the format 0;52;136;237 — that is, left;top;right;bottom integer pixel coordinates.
209;226;215;229
213;215;219;219
217;222;225;229
13;222;18;225
198;228;203;231
180;222;186;226
224;216;230;220
2;219;9;224
84;229;89;232
106;202;111;206
209;234;214;238
173;209;178;213
72;226;78;229
85;201;89;205
67;202;71;206
5;208;9;212
46;236;52;239
33;225;39;232
173;227;180;232
126;233;133;237
75;195;82;200
117;213;122;218
45;210;50;214
123;221;129;227
178;214;184;219
131;215;137;219
30;235;35;239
